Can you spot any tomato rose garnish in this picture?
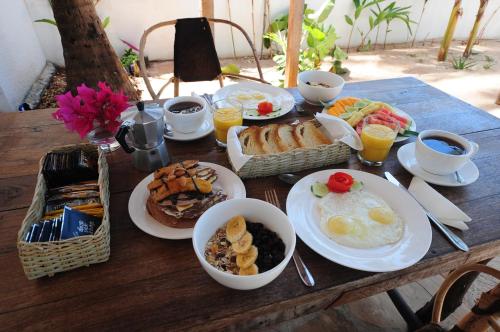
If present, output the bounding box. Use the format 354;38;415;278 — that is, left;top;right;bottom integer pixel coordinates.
327;172;354;193
257;101;273;115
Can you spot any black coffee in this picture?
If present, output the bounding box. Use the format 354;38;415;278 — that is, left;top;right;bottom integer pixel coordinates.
422;136;465;155
168;102;202;114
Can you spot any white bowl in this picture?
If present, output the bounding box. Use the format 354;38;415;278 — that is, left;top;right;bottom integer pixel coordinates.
298;70;344;105
163;96;207;133
192;198;296;290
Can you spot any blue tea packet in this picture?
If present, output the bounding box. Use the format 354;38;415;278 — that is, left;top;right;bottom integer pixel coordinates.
27;223;41;243
38;220;54;242
60;206;101;240
49;217;62;241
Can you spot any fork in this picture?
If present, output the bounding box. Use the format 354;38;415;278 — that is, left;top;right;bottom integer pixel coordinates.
264;189;315;287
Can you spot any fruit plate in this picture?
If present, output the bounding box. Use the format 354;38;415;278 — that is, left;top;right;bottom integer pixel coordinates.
322;106;416;143
212;82;295;120
286;169;432;272
128;162;246;240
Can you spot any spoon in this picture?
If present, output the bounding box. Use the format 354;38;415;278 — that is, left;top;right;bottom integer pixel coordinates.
278;173;302;185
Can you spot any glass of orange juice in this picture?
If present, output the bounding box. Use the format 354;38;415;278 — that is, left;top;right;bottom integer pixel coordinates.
211;100;243;147
357;115;400;166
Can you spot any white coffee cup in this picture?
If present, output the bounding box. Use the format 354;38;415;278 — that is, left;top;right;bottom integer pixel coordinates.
163;96;206;133
415;129;479;175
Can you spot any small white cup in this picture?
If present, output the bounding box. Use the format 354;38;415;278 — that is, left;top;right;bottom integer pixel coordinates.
415;129;479;175
163;96;206;133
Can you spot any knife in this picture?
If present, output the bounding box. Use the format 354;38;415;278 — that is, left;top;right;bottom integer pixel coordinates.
384;172;469;252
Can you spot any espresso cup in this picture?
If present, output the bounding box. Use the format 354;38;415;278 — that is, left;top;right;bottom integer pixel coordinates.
415;129;479;175
163;96;207;133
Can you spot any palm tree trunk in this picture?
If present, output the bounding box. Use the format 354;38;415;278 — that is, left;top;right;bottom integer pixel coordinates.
438;0;463;61
477;5;500;42
412;0;429;48
51;0;138;99
463;0;489;58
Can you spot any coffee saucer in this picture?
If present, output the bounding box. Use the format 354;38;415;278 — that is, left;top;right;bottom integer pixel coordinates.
397;142;479;187
163;112;214;141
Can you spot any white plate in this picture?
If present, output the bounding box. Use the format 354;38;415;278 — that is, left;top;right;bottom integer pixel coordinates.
286;169;432;272
128;162;246;239
212;82;295;120
397;142;479;187
164;111;214;141
322;106;416;142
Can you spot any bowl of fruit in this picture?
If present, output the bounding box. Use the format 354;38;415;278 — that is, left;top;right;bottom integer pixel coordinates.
193;198;296;290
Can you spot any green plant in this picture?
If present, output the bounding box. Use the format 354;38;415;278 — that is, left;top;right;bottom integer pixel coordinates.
120;48;139;69
263;0;344;78
380;2;414;49
412;0;430;47
35;0;109;28
451;56;476;70
482;55;496;69
330;47;348;74
344;0;384;52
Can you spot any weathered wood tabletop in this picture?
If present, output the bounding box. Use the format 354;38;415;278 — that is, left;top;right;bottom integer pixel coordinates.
1;77;500;331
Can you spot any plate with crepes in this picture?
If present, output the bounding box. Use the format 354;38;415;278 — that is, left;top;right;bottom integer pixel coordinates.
129;161;246;239
286;169;431;272
212;82;295;120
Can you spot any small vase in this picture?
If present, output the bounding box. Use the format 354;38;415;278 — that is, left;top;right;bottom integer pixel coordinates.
86;127;120;153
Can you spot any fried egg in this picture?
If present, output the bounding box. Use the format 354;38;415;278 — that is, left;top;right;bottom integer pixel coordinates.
227;89;277;110
318;189;404;249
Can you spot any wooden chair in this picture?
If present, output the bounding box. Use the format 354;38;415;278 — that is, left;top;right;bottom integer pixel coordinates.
417;263;500;332
139;17;268;101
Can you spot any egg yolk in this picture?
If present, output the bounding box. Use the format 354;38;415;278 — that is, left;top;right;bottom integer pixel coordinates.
327;216;351;235
369;207;395;225
236;94;252;100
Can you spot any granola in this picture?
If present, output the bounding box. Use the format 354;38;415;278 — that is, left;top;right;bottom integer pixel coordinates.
204;227;238;274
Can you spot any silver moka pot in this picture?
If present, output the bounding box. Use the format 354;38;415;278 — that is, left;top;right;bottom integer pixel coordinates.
116;102;170;172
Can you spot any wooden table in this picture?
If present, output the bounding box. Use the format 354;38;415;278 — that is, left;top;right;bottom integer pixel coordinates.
1;77;499;331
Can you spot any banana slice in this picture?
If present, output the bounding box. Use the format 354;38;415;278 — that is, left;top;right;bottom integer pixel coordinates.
239;264;258;276
226;215;246;243
236;245;258;269
232;231;253;254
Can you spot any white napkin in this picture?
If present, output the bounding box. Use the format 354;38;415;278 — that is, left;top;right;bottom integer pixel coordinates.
315;113;363;151
227;125;252;172
226;114;363;172
409;177;471;230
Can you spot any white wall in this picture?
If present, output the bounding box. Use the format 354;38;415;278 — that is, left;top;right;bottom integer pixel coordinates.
0;0;46;112
21;0;500;65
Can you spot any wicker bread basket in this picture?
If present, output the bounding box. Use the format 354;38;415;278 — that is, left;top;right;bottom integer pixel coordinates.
228;120;351;179
17;144;110;280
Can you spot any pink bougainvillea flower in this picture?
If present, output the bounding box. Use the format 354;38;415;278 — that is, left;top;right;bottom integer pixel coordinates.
53;91;95;138
52;82;129;139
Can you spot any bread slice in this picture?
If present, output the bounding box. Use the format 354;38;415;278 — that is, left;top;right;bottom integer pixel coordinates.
258;124;283;154
276;124;301;152
238;126;265;155
293;121;332;148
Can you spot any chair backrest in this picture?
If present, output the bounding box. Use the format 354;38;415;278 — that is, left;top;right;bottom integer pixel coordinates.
139;17;265;100
174;18;221;82
431;264;500;331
